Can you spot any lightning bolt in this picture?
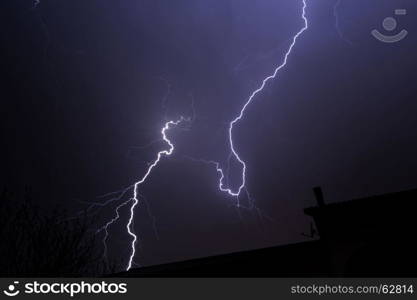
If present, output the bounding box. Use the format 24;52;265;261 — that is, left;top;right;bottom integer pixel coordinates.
96;199;131;269
93;117;188;271
214;0;308;197
92;0;309;272
126;117;188;270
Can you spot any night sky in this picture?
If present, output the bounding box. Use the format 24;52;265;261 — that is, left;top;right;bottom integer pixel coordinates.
1;0;417;270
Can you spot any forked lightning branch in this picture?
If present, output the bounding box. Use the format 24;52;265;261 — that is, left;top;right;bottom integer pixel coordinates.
98;0;309;271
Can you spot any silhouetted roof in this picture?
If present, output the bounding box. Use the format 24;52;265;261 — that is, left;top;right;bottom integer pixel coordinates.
305;188;417;217
114;188;417;277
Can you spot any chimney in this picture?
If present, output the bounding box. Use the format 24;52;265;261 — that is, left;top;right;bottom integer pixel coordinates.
313;186;325;207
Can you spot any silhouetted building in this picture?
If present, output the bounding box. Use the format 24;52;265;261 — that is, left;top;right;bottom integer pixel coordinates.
118;188;417;277
305;187;417;276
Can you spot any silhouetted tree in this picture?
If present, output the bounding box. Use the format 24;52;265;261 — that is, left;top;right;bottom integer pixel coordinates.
0;188;109;277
